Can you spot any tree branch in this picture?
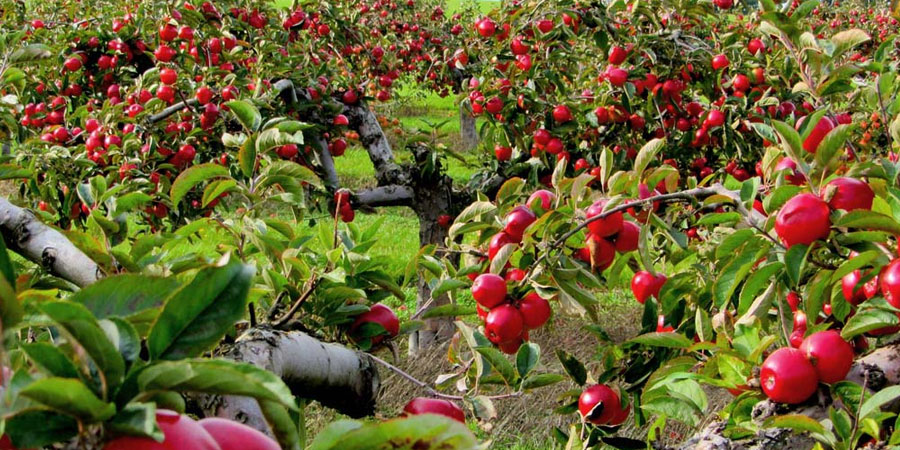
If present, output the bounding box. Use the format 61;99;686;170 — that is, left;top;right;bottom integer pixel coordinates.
0;197;101;287
342;103;408;186
147;99;200;124
353;185;415;208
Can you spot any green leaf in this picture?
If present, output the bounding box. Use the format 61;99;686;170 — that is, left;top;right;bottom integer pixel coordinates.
832;28;871;56
738;263;784;315
421;304;475;319
556;350;587;386
225;100;262;132
202;179;238;208
860;385;900;419
832;250;878;283
114;192;153;214
834;210;900;234
139;358;298;410
5;410;78;448
20;378;116;422
784;244;809;288
107;403;163;440
772;120;807;172
475;346;517;384
841;307;900;339
258;160;322;191
101;317;141;366
239;134;258;178
9;44;51;63
147;258;255;360
627;332;693;348
259;400;302;450
522;373;565;390
763;414;826;435
430;279;469;299
696;212;741;226
516;342;540;379
20;343;80;379
170;163;230;207
634;138;666;176
813;125;852;172
40;301;125;389
71;274;180;321
308;415;479;450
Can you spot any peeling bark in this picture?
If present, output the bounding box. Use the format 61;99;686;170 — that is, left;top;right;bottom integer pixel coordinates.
343;103;408;186
200;329;381;434
0;197;101;287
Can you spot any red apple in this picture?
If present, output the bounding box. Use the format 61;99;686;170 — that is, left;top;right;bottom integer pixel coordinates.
518;293;551;329
104;410;221;450
631;271;667;304
585;199;624;237
484;304;524;344
774;193;831;248
880;259;900;309
487;232;516;261
527;190;555;211
402;397;465;423
349;304;400;344
578;384;621;425
472;273;507;309
504;206;536;241
802;116;835;154
822;177;874;211
586;234;616;271
759;348;819;404
799;331;854;384
613;221;639;253
197;419;279;450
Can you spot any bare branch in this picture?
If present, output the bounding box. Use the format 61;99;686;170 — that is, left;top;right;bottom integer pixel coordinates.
353;185;415;208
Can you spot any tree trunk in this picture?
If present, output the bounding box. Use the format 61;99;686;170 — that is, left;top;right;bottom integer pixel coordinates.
459;102;478;151
407;145;456;356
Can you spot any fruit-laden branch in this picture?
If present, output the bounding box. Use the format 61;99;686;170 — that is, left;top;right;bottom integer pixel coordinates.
353;185;415;208
0;197;101;287
675;343;900;449
199;329;380;433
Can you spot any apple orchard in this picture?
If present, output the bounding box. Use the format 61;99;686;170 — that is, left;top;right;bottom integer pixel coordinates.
2;0;900;448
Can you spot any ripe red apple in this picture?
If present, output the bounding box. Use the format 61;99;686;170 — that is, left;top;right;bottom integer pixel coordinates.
631;271;667;304
586;234;616;271
472;273;507;309
821;177;874;211
518;293;551;329
504;206;536;241
608;46;627;65
552;105;572;123
799;330;854;384
402;397;465;423
802;116;835;153
578;384;621;425
613;221;639;253
880;259;900;309
349;304;400;344
711;54;729;70
104;410;221;450
786;292;801;311
585;199;624;237
527;190;555;211
759;348;818;404
747;38;765;55
197;418;279;450
774;193;831;248
494;145;512;161
484;304;524;344
487;231;516;260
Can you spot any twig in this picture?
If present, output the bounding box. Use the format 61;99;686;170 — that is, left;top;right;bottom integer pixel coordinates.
368;353;522;402
147;98;200;124
272;276;320;328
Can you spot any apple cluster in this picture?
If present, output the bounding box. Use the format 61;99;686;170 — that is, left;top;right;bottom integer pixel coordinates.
103;409;278;450
334;189;355;223
573;198;639;271
760;331;854;404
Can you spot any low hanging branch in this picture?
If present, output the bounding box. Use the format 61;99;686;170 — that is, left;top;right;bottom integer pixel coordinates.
0;197;101;287
200;329;380;433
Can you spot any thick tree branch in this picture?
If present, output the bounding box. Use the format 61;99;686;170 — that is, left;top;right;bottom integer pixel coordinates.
353;185;415;208
200;329;380;433
310;134;339;191
0;197;101;287
343;103;408;186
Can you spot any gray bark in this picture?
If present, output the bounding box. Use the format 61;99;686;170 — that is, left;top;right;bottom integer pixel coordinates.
459;102;478;151
0;197;101;287
200;329;380;434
